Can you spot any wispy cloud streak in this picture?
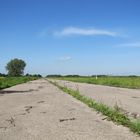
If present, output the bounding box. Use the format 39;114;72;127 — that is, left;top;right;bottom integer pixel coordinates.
54;27;117;37
116;43;140;48
58;56;72;61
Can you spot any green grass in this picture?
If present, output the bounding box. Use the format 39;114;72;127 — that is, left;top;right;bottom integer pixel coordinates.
0;77;38;90
49;80;140;136
51;76;140;89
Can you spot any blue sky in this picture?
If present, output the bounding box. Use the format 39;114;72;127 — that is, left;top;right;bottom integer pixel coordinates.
0;0;140;76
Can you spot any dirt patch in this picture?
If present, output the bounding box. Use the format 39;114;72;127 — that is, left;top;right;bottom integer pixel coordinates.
25;106;34;113
37;101;45;104
59;118;76;122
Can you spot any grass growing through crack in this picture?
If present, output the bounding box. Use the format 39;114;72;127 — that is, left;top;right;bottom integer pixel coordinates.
49;80;140;136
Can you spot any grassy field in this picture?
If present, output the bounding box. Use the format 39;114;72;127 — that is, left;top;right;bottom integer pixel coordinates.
51;76;140;89
0;77;38;90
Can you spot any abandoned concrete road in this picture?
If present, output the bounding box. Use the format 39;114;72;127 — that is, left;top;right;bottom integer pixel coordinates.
51;79;140;118
0;79;139;140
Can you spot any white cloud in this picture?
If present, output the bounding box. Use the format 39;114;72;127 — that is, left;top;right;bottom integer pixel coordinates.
54;27;117;37
116;43;140;48
58;56;72;61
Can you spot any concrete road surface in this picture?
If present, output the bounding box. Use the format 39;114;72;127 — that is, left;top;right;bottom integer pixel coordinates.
0;79;139;140
51;79;140;118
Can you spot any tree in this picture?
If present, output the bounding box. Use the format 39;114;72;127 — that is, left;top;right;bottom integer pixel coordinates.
0;73;7;77
6;58;26;76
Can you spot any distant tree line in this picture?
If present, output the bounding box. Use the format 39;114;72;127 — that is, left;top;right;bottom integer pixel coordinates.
46;74;139;78
46;74;80;78
0;73;7;77
46;74;62;78
1;58;139;78
91;75;108;77
25;73;42;78
0;58;42;77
